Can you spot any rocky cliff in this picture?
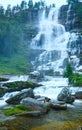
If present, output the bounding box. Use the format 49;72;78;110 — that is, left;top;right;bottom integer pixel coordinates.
59;2;82;68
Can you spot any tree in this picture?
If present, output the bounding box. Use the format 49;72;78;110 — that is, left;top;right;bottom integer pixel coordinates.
0;5;4;16
63;62;73;83
28;0;33;9
20;0;27;10
5;5;12;17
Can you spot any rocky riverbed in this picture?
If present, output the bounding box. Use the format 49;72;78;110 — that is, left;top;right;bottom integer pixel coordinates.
0;100;82;130
0;75;82;130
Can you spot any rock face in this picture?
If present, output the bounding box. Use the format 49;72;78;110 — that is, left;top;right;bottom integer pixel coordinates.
57;87;75;104
6;88;34;105
75;91;82;99
21;97;48;113
59;2;82;31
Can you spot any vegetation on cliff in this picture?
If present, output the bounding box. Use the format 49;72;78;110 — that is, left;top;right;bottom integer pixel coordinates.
63;62;82;86
0;0;45;74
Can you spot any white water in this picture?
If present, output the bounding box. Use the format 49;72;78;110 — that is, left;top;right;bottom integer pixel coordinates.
34;77;68;100
0;91;19;108
31;7;70;74
31;6;82;102
0;6;82;108
0;75;28;84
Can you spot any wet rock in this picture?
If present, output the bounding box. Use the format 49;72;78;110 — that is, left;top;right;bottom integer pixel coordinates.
0;86;8;97
2;81;40;92
20;97;49;113
52;103;67;110
15;111;41;117
28;71;44;82
57;87;75;104
6;88;34;105
75;91;82;99
0;77;9;82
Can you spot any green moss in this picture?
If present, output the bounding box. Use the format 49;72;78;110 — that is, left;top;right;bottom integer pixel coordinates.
0;77;8;81
4;81;34;89
4;105;30;116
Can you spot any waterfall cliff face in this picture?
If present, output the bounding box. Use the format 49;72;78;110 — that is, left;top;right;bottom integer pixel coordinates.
30;7;70;75
30;5;82;75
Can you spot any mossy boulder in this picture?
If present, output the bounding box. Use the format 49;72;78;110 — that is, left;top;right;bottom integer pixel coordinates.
2;81;40;92
0;77;9;82
4;104;30;116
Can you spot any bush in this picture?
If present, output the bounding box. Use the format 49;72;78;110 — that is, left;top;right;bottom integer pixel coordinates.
70;73;82;86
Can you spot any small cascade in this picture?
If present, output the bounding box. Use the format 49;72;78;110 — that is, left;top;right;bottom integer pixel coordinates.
30;7;70;75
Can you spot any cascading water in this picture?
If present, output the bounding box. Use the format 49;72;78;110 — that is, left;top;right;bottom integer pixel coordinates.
30;5;81;100
30;7;70;100
30;7;70;75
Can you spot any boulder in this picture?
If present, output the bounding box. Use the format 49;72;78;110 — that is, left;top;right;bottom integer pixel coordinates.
50;100;67;110
75;91;82;99
2;81;40;92
20;97;49;113
57;87;75;104
0;85;8;97
6;88;34;105
52;103;67;110
15;111;41;117
28;71;44;82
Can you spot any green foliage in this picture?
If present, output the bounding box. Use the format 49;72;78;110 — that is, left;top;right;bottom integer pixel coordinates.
0;55;29;74
4;104;30;116
28;0;33;9
63;63;73;79
63;63;82;86
70;73;82;86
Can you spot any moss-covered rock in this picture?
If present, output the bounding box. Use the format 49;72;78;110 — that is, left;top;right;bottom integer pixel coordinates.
2;81;41;92
4;104;30;116
0;77;8;82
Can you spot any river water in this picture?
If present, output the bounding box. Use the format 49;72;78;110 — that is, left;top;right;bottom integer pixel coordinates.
0;75;82;130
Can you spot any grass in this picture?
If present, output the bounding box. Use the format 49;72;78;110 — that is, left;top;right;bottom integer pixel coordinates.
0;55;29;74
4;105;30;116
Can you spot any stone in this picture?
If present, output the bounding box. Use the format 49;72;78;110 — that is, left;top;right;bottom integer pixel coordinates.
75;91;82;99
15;111;41;117
52;103;67;110
20;97;48;113
57;87;75;104
28;71;44;82
6;88;34;105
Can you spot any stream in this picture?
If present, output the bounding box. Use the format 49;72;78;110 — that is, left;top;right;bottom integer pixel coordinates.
0;75;82;130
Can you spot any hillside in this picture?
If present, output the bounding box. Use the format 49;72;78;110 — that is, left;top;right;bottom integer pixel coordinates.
0;0;82;74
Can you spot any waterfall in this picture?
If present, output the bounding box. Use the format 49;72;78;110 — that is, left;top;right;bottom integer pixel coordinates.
30;7;70;75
